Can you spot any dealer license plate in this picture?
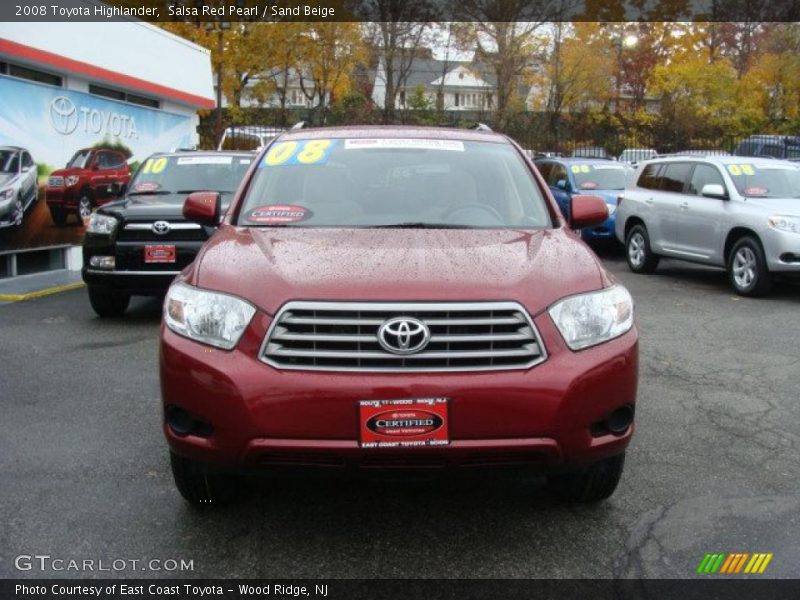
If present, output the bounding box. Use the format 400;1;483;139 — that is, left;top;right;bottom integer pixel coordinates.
144;245;176;264
359;398;449;448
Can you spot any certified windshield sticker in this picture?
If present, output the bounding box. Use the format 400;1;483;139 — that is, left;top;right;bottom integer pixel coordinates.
344;139;465;152
571;164;591;173
261;140;335;168
248;205;312;224
176;156;233;165
579;181;598;189
239;159;251;165
744;186;769;196
134;182;160;192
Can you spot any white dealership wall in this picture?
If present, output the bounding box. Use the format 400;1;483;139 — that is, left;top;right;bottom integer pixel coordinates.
0;16;215;275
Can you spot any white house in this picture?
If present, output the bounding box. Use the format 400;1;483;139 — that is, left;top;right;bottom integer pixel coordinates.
372;58;497;111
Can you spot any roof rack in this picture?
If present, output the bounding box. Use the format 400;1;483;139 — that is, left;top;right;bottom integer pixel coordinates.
471;123;493;132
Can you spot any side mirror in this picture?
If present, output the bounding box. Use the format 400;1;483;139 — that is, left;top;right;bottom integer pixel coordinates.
701;184;728;200
183;191;221;226
570;194;609;229
556;179;568;191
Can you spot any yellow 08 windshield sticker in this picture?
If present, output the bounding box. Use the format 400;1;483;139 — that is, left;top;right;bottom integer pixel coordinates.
571;164;591;174
728;164;755;176
262;139;334;167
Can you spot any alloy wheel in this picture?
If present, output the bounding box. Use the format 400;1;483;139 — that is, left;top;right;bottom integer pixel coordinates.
628;232;645;267
732;247;757;289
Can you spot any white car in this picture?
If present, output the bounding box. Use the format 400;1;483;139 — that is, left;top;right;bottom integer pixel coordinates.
0;146;38;229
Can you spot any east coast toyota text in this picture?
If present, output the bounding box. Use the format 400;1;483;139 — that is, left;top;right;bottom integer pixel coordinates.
160;126;639;506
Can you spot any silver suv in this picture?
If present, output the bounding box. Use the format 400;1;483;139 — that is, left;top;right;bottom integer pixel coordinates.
615;156;800;296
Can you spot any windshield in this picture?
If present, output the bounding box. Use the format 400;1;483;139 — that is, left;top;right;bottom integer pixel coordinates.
0;150;19;173
726;163;800;199
237;138;551;228
571;163;627;190
67;150;92;169
129;154;253;199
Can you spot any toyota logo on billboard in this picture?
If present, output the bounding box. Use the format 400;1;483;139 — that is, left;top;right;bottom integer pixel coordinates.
50;96;78;135
377;317;430;355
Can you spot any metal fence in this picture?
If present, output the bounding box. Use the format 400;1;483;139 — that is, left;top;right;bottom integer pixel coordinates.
200;108;796;161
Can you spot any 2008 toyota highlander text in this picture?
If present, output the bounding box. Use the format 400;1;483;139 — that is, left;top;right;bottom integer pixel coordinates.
159;126;638;506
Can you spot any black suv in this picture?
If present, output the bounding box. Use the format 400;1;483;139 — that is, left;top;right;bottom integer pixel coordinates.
82;151;253;317
734;135;800;161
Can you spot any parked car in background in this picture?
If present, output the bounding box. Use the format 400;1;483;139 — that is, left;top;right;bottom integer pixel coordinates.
82;151;253;317
217;126;285;152
0;146;38;229
734;135;800;160
571;146;610;159
535;157;628;244
46;148;131;226
616;156;800;296
618;148;656;164
161;126;637;506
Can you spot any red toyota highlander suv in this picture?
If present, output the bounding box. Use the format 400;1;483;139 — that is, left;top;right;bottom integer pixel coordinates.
161;127;638;506
46;147;131;225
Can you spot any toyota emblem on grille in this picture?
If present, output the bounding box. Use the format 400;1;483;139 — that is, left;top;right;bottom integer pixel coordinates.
377;317;431;355
152;221;171;235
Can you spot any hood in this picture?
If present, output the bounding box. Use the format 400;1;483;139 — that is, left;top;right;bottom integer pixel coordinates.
0;173;18;189
740;196;800;214
100;193;232;222
49;167;84;178
582;189;621;205
190;227;607;316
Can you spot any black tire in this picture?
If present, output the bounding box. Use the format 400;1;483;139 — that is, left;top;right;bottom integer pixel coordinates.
625;224;660;274
170;452;242;507
50;206;68;227
77;193;93;224
548;453;626;503
87;286;130;318
728;236;772;297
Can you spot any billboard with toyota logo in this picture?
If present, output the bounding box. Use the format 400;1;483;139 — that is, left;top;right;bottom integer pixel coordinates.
0;74;195;251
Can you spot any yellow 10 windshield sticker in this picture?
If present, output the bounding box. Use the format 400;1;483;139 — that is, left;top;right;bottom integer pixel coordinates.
570;165;591;174
262;139;335;167
141;157;167;174
727;164;755;176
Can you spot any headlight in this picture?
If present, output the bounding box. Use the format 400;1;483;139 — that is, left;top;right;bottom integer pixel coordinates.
768;215;800;234
164;282;256;350
607;203;617;216
87;213;118;235
548;285;634;350
65;175;79;187
0;188;13;201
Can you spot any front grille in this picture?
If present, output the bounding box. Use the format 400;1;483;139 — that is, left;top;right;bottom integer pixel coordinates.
48;176;64;187
117;222;207;242
261;301;546;372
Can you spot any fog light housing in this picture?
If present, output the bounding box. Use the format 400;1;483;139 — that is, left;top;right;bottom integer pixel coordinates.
89;256;115;270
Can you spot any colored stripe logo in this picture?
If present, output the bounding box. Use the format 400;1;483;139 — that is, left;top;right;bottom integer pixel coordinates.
697;553;773;574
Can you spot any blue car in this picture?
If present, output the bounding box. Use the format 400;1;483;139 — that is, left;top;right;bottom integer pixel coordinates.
534;158;629;244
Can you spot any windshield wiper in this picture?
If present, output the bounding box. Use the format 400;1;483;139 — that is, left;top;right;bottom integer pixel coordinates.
175;189;233;195
364;222;483;229
128;190;173;196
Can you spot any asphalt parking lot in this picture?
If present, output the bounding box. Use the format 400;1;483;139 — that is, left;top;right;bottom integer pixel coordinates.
2;253;799;579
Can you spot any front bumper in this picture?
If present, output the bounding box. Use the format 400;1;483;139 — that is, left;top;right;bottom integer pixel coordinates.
763;227;800;273
83;234;204;295
46;187;78;208
161;309;638;471
582;213;617;242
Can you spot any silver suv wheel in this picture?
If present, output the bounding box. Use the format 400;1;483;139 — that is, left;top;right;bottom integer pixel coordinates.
628;232;645;268
732;247;756;289
78;196;92;221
